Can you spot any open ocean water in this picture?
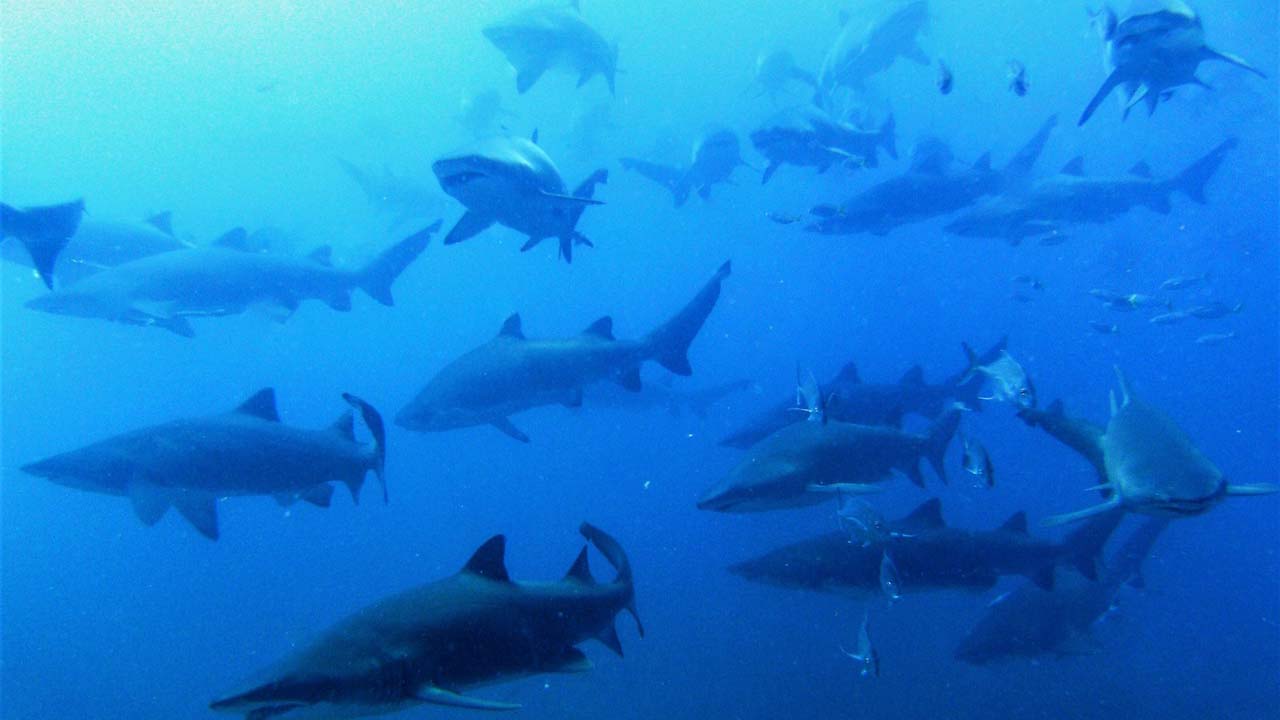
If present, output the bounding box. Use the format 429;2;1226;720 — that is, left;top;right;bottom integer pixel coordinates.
2;1;1277;718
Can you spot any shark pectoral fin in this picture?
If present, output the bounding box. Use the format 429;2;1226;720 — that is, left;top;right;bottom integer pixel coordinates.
1078;69;1125;126
255;299;298;323
807;482;881;495
128;479;171;526
516;62;548;94
444;211;495;245
300;484;335;508
1203;47;1267;78
901;39;930;66
538;190;604;206
1225;483;1280;496
173;492;219;541
1042;497;1121;527
416;686;520;712
490;417;530;443
546;645;594;673
595;622;624;657
761;161;780;185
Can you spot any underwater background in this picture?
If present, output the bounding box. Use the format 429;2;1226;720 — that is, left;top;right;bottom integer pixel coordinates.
2;1;1277;718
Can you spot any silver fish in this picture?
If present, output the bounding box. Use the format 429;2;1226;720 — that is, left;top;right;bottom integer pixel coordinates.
879;551;903;604
960;345;1037;409
1195;332;1236;345
840;610;880;678
1090;321;1119;334
936;60;954;95
960;431;995;487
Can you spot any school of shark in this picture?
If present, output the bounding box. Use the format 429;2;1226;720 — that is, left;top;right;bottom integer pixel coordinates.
1;1;1275;718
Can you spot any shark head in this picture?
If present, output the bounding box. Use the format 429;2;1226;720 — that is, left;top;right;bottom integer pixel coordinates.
432;152;521;208
696;454;808;513
22;445;133;495
24;287;114;320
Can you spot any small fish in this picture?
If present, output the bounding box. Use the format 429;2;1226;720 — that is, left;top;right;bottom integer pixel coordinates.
1149;310;1190;325
960;345;1037;409
765;211;803;226
840;611;880;678
837;495;914;546
879;552;902;604
1089;321;1119;334
791;366;826;423
1012;275;1045;290
1089;289;1123;304
1195;332;1236;345
960;432;995;487
1187;301;1242;319
1159;273;1209;291
1107;294;1169;312
936;60;954;95
1008;61;1028;96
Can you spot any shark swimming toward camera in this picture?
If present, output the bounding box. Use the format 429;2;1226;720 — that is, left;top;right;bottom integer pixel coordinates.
483;2;618;95
806;115;1056;236
729;498;1120;595
396;261;731;442
955;515;1167;664
815;1;931;107
211;523;642;717
21;390;386;540
719;337;1006;449
620;127;747;206
1078;1;1267;125
945;139;1236;244
434;133;607;263
752;49;818;102
24;224;438;337
750;106;896;183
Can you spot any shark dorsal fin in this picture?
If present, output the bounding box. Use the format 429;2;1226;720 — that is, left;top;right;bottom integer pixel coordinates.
565;545;594;582
998;511;1029;534
1127;161;1152;178
308;245;334;266
145;211;175;237
331;410;355;440
899;365;925;386
898;498;945;531
235;388;280;421
1061;156;1085;176
972;152;992;172
463;535;510;581
531;129;540;145
583;316;615;340
835;362;861;384
213;227;251;250
499;314;525;339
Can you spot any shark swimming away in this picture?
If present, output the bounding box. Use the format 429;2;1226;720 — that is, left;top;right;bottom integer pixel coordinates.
483;2;618;95
210;523;642;717
620;127;748;206
1;198;88;287
21;390;387;540
396;260;732;442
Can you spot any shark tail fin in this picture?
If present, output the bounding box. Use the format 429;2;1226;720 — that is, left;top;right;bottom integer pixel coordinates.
1060;505;1125;580
879;114;898;160
342;393;388;503
1170;138;1237;204
644;261;731;376
1003;114;1058;181
922;407;961;485
1;199;85;288
358;220;439;305
580;523;644;637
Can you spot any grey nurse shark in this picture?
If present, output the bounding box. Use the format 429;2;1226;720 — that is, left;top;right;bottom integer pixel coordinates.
397;260;731;442
24;223;438;337
729;498;1120;596
21;390;387;541
1078;1;1266;125
955;515;1168;664
619;127;748;206
750;105;897;184
945;138;1236;244
336;158;445;230
816;0;930;105
806;115;1057;236
211;523;642;717
1026;367;1277;525
483;2;618;95
719;337;1007;449
433;133;607;263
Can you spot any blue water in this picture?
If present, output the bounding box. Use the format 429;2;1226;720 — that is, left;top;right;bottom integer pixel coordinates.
2;1;1277;718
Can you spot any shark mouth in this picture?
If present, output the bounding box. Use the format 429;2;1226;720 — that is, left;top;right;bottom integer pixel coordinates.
437;170;487;190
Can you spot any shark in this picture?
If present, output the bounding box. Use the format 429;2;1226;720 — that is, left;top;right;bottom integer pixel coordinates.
21;390;387;541
1034;368;1278;525
1079;1;1267;125
729;498;1120;595
336;158;444;230
751;106;897;184
718;337;1006;450
815;1;930;107
619;127;747;206
752;49;818;102
396;260;731;442
24;223;438;337
696;407;960;513
483;2;618;95
433;133;607;263
944;138;1236;244
211;523;642;717
1;198;85;288
955;515;1167;664
806;115;1057;236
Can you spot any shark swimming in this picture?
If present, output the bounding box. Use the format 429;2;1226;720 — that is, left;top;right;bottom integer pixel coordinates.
434;133;607;262
211;523;642;717
620;127;747;206
1;198;85;288
396;260;731;442
815;1;931;108
24;223;438;337
752;49;817;103
944;138;1236;244
483;2;618;95
21;390;387;540
750;106;896;183
1078;1;1267;125
729;498;1120;595
337;158;444;230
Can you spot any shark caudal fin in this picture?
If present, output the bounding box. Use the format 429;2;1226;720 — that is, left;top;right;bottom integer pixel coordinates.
618;157;688;206
342;393;388;503
1169;138;1237;204
0;199;85;288
579;522;644;638
644;261;731;376
358;220;439;305
1002;115;1058;183
922;407;961;485
1059;505;1125;580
